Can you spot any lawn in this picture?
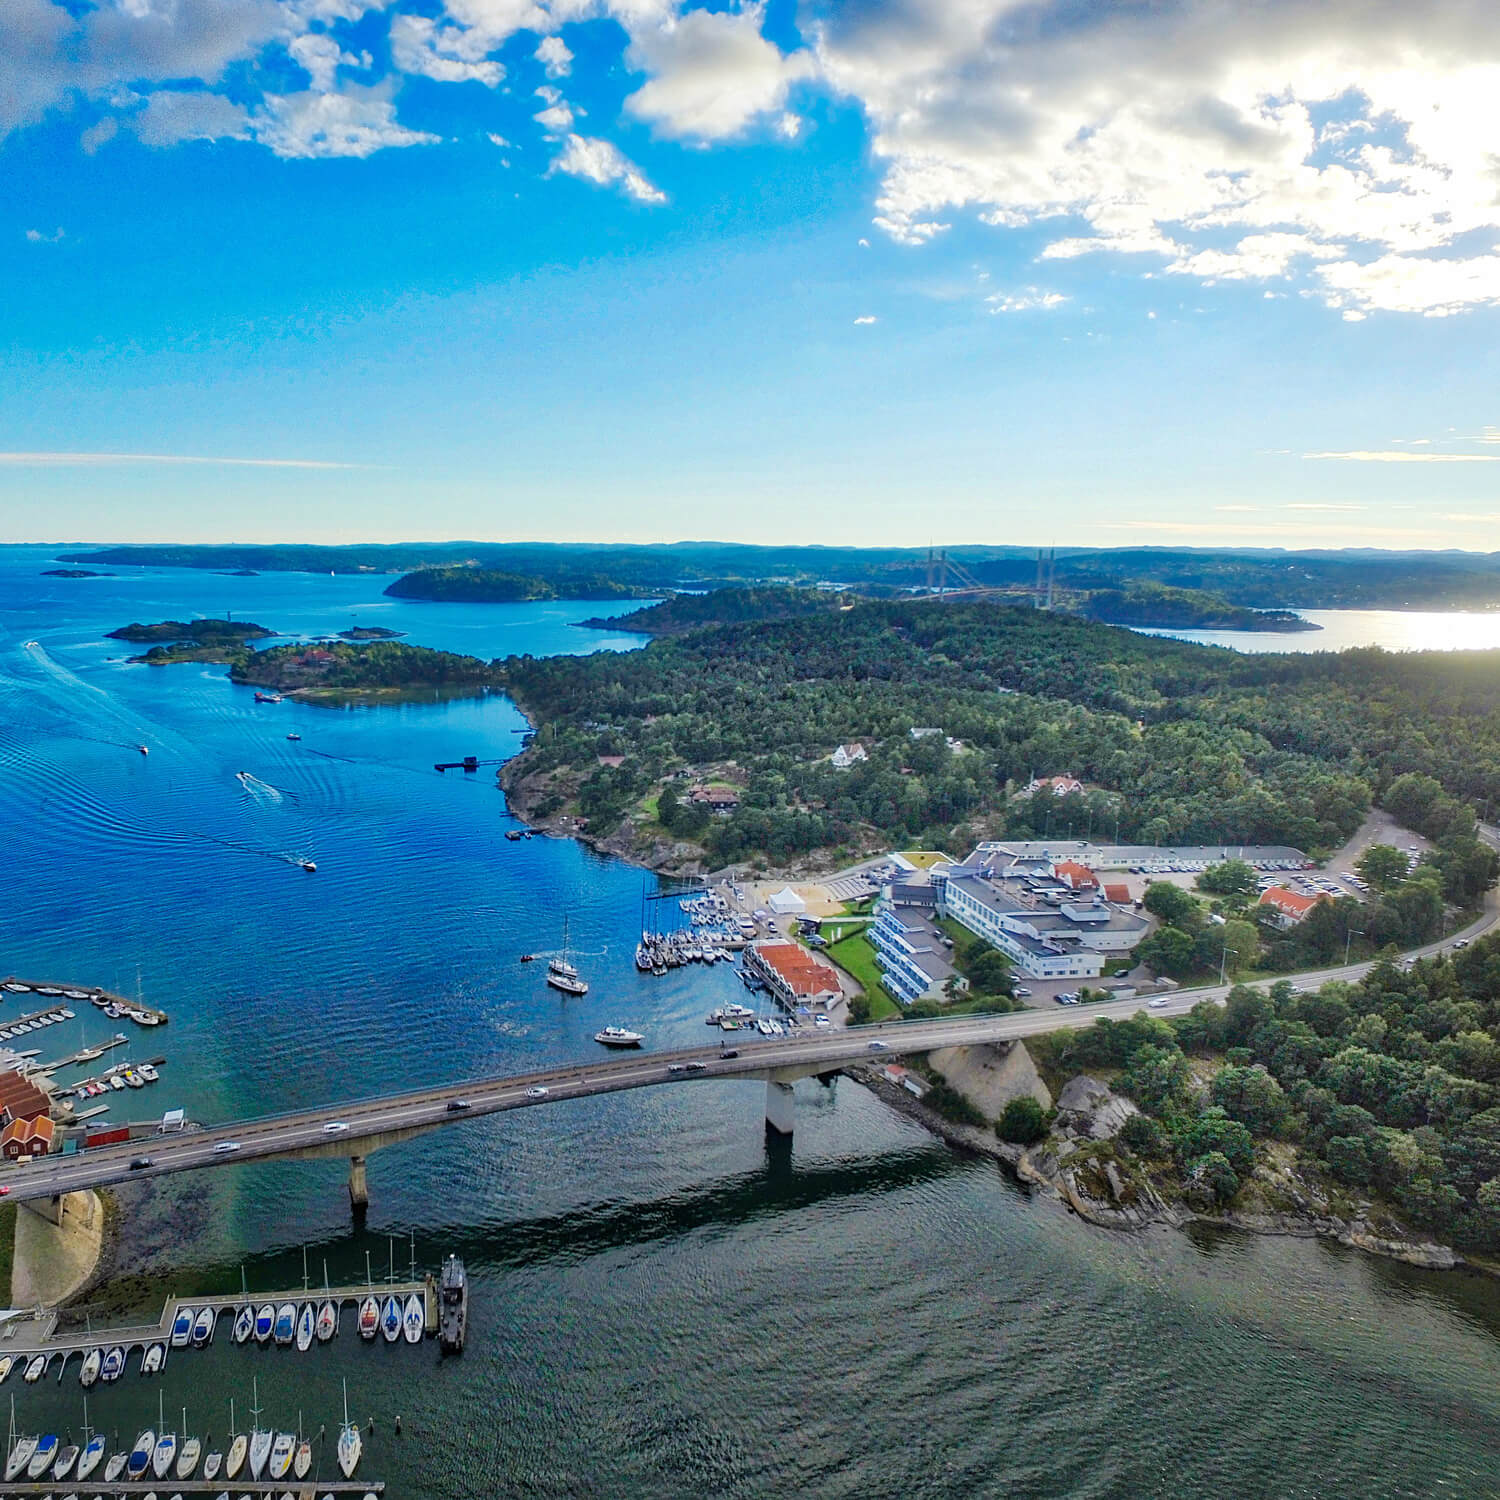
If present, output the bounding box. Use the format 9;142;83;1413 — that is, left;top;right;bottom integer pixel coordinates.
825;931;901;1020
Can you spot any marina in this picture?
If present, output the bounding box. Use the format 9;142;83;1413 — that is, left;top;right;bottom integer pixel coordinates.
0;979;169;1029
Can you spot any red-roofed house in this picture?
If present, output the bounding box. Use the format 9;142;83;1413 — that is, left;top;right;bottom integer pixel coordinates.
1103;883;1131;905
1258;886;1329;927
1053;860;1099;892
1021;774;1085;798
1;1115;54;1161
747;940;843;1008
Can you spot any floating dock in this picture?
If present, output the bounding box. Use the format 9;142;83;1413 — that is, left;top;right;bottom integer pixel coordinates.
0;979;168;1028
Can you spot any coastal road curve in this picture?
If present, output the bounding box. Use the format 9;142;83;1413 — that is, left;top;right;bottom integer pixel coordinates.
7;887;1498;1205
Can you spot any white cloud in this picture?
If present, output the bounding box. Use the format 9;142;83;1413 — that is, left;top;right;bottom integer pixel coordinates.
535;35;572;80
775;111;800;139
551;133;665;203
487;131;510;147
389;14;503;86
24;227;64;244
0;451;362;468
988;289;1068;314
80;116;118;153
853;315;876;324
252;85;439;159
811;0;1500;315
625;4;812;142
1304;449;1500;463
132;88;250;146
534;101;575;133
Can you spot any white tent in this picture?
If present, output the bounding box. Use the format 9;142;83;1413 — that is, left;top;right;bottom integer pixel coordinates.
767;887;806;915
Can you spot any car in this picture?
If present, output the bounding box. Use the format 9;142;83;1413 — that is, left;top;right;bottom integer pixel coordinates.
1013;987;1032;998
667;1063;687;1074
720;1049;740;1060
686;1061;708;1072
212;1141;240;1154
1147;998;1169;1009
814;1014;831;1027
446;1098;471;1112
130;1156;153;1170
1454;938;1471;950
1113;968;1132;978
526;1086;549;1100
1054;995;1071;1006
867;1040;890;1052
0;1186;10;1197
322;1121;349;1134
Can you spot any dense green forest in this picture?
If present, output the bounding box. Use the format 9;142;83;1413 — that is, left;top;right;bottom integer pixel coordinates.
58;541;1500;608
107;619;273;643
232;639;493;693
580;586;846;634
384;567;652;603
1079;583;1314;632
1029;940;1500;1255
496;598;1500;870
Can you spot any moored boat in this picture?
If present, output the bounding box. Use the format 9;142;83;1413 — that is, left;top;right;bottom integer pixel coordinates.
52;1440;79;1479
176;1433;201;1478
294;1435;312;1478
337;1378;362;1478
225;1432;247;1479
295;1302;315;1352
594;1026;644;1048
100;1346;125;1382
268;1429;295;1479
26;1432;57;1478
358;1294;379;1340
77;1432;106;1480
439;1254;467;1354
78;1348;101;1387
22;1355;44;1383
381;1293;401;1343
170;1306;193;1347
4;1434;35;1482
105;1448;129;1481
254;1303;275;1342
192;1306;214;1345
316;1299;338;1341
402;1290;424;1343
233;1305;255;1343
151;1429;177;1478
142;1341;165;1374
273;1301;296;1345
249;1424;273;1479
203;1446;222;1480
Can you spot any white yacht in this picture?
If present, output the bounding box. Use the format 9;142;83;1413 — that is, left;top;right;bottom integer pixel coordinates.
78;1348;101;1387
268;1430;296;1479
295;1302;315;1351
4;1435;35;1483
337;1379;362;1479
77;1431;106;1479
151;1429;177;1478
594;1026;644;1048
402;1291;424;1343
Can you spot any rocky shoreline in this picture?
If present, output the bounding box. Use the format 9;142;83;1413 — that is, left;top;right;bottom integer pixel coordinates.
850;1064;1466;1277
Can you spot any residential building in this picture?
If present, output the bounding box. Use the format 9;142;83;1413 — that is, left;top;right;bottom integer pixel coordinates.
1258;886;1330;927
689;786;740;811
0;1069;51;1128
869;904;964;1006
1102;882;1131;905
747;940;843;1009
1;1114;54;1161
830;742;867;770
1052;859;1099;892
1019;774;1085;798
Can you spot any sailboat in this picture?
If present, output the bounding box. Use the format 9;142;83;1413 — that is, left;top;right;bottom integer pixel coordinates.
296;1301;316;1351
358;1293;379;1339
268;1427;296;1479
254;1301;275;1342
381;1293;401;1342
126;1424;154;1481
403;1290;425;1343
293;1412;312;1480
76;1433;105;1481
151;1389;177;1478
3;1397;35;1482
233;1304;255;1343
337;1379;362;1479
273;1301;296;1344
248;1377;272;1480
547;915;589;995
316;1298;338;1341
224;1397;247;1481
175;1406;200;1478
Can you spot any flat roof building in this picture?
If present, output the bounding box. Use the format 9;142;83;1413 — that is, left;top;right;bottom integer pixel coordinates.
747;940;843;1008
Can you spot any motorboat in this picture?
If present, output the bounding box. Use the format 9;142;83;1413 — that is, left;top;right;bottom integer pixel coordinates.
176;1433;201;1478
286;732;301;741
142;1341;165;1374
233;1305;255;1343
203;1445;222;1479
519;953;537;963
273;1302;296;1345
52;1440;79;1479
254;1303;275;1342
294;1435;312;1478
139;1062;160;1084
439;1254;467;1354
108;1073;125;1089
63;989;89;1000
296;1302;315;1351
0;1355;12;1383
338;1379;362;1478
381;1294;401;1342
170;1305;194;1347
268;1430;295;1479
254;691;283;704
79;1348;101;1387
316;1299;337;1341
402;1291;424;1343
192;1306;215;1345
0;983;26;994
4;1434;35;1481
225;1432;247;1479
358;1295;379;1339
22;1355;44;1383
594;1026;644;1049
77;1432;106;1480
104;1449;129;1481
27;1432;58;1479
152;1429;177;1478
301;859;317;871
101;1345;125;1382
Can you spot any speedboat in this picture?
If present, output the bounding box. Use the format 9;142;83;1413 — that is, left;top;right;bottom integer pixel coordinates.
142;1341;165;1374
151;1428;177;1478
22;1354;44;1383
381;1294;401;1343
519;952;537;963
295;1302;315;1351
27;1432;58;1479
268;1430;295;1479
63;989;89;1000
248;1426;273;1479
594;1026;644;1048
358;1295;379;1340
294;1435;312;1478
139;1062;159;1084
402;1291;424;1343
301;860;317;872
233;1305;255;1343
273;1302;296;1345
176;1433;201;1477
286;732;301;741
316;1299;337;1341
254;1303;275;1342
108;1072;125;1089
225;1432;247;1479
137;743;149;755
192;1306;215;1345
4;1435;35;1481
101;1346;125;1382
170;1306;194;1347
77;1432;106;1479
0;1353;15;1382
52;1440;79;1479
202;1446;222;1479
79;1347;101;1387
104;1449;129;1481
254;691;283;704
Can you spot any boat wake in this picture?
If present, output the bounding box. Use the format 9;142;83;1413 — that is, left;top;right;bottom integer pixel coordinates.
235;771;297;805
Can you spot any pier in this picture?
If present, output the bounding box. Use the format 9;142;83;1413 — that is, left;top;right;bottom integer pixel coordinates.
0;979;168;1028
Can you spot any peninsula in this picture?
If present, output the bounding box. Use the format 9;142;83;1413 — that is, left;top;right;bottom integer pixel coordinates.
384;566;653;604
230;638;496;701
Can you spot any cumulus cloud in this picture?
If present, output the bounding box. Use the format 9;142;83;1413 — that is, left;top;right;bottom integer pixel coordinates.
252;85;439;158
988;289;1068;313
132;89;250;146
389;14;503;86
551;133;665;203
853;314;876;324
535;35;572;79
811;0;1500;314
625;4;812;141
24;227;65;244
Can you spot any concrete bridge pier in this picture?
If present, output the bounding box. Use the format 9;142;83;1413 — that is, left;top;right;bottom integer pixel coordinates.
348;1155;369;1211
20;1195;64;1227
765;1079;796;1136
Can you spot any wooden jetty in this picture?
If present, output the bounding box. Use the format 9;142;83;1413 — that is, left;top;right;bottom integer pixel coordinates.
0;979;168;1027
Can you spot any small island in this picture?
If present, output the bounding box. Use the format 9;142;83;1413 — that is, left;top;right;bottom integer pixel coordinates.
231;638;496;702
337;626;406;640
580;585;845;635
386;566;655;604
108;618;277;664
1079;583;1319;632
42;568;112;578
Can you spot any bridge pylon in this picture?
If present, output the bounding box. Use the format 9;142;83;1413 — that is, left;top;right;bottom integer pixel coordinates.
348;1154;369;1210
765;1079;796;1136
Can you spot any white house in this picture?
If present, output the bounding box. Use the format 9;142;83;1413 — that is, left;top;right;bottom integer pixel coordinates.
830;743;868;770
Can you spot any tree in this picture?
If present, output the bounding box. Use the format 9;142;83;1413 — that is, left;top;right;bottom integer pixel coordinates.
1221;918;1262;976
1180;1106;1255;1178
1119;1112;1167;1157
1139;925;1196;979
1121;1043;1193;1115
967;948;1014;996
1325;1134;1373;1186
1357;843;1410;891
1144;882;1200;927
1211;1064;1290;1136
1198;859;1259;898
1190;1150;1241;1204
997;1096;1049;1144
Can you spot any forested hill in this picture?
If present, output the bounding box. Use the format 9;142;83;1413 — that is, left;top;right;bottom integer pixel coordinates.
496;598;1500;875
1080;583;1316;632
383;567;651;602
580;585;846;634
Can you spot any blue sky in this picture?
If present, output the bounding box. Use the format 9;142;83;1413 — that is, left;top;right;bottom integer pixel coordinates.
4;0;1500;548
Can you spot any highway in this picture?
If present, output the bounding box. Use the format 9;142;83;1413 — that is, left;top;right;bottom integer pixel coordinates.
7;879;1497;1207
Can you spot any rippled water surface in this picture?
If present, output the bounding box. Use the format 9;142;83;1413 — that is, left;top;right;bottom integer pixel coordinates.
3;546;1500;1497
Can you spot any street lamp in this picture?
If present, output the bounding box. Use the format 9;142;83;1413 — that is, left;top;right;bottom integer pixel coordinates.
1344;925;1364;966
1219;943;1238;986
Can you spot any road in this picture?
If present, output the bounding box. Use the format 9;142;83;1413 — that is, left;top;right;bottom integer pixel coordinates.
8;880;1497;1207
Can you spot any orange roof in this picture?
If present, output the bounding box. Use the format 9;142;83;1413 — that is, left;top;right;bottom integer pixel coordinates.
1103;883;1131;904
1054;860;1098;885
1258;886;1326;919
0;1070;50;1124
753;940;841;997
